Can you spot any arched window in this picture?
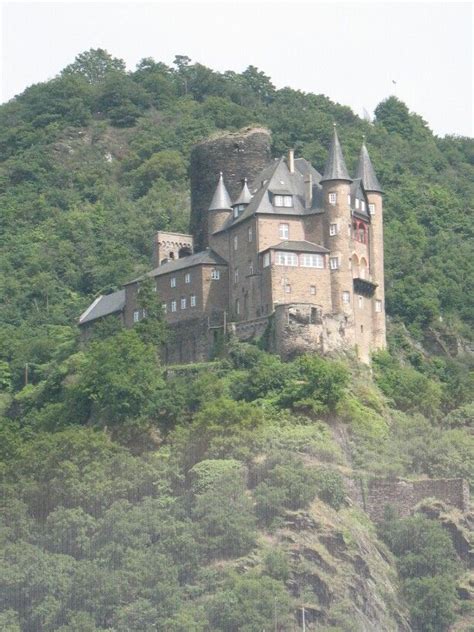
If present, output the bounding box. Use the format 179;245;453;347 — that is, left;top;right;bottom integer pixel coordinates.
360;257;368;279
351;254;359;278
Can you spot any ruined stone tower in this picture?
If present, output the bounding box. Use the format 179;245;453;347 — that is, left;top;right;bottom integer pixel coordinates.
190;127;272;250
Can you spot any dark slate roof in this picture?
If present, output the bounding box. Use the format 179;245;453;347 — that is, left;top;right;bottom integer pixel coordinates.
215;156;325;233
79;289;125;325
356;143;383;193
262;240;329;254
126;248;228;285
209;172;232;211
350;179;370;220
320;125;351;183
233;179;253;205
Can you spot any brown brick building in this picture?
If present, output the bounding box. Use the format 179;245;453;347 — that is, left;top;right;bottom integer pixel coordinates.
79;126;386;364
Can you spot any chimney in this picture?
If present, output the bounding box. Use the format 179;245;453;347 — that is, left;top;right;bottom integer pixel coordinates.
288;149;295;174
304;173;313;209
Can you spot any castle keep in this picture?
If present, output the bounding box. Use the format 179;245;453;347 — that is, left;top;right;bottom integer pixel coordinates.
79;126;387;364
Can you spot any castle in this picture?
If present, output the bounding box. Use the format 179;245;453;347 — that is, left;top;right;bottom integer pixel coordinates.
79;126;386;364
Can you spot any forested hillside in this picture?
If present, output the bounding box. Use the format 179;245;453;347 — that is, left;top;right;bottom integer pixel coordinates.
0;49;473;631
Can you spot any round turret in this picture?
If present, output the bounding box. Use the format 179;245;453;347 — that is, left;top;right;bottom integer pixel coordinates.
190;127;272;250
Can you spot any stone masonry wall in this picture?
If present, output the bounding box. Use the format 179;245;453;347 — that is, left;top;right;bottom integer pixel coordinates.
359;478;470;523
190;127;272;250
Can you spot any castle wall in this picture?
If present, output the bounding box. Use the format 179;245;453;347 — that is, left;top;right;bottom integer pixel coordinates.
359;478;470;523
163;317;214;364
152;231;193;267
256;216;307;252
190;128;271;250
270;258;332;313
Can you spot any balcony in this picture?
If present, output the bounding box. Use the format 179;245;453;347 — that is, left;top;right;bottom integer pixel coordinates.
353;277;377;297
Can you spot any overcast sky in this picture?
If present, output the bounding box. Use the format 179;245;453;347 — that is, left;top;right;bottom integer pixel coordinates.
1;1;472;137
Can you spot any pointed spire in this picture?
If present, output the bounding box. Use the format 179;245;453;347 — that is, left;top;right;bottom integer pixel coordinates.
233;178;253;206
208;172;232;211
356;139;383;193
321;123;351;183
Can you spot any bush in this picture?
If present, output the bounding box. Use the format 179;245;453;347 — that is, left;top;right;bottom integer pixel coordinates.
314;468;346;510
279;355;348;414
254;452;318;524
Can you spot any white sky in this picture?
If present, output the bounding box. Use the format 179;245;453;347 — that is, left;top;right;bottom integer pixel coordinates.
1;1;472;137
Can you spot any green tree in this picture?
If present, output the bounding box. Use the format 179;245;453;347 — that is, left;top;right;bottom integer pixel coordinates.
77;329;162;423
62;48;126;83
191;459;256;559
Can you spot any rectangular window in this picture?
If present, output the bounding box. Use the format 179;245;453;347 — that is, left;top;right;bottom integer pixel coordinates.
233;235;238;250
248;226;252;242
170;277;176;288
235;298;240;315
181;297;186;310
329;192;337;205
285;284;291;294
279;223;289;240
162;303;167;313
347;194;351;206
249;261;254;275
300;253;324;268
329;257;339;270
274;195;293;207
358;295;363;308
342;291;350;304
310;285;316;295
133;310;140;323
375;299;382;313
369;203;375;215
211;269;220;280
329;223;338;236
190;295;196;307
361;200;366;212
185;272;191;284
276;251;298;266
171;300;177;312
233;206;239;219
355;198;360;209
234;268;239;284
263;252;270;267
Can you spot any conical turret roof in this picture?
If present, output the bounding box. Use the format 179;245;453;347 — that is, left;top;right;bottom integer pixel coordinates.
356;141;383;193
321;124;351;183
208;172;232;211
233;178;253;206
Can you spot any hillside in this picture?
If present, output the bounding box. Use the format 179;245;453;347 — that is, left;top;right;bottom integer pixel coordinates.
0;49;473;631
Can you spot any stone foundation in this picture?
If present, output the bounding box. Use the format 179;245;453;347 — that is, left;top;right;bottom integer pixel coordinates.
272;304;354;360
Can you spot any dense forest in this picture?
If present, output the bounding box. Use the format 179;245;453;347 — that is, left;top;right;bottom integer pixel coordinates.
0;49;473;631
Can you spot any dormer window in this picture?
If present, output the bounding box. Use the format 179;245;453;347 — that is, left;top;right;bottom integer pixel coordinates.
361;200;366;212
274;194;293;208
355;198;360;209
233;204;245;218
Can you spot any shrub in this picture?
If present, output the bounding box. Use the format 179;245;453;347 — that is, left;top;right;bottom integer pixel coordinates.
314;468;346;510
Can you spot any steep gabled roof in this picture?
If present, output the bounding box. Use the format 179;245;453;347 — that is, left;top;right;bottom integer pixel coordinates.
209;172;232;211
126;248;228;285
350;178;370;220
320;125;351;183
356;142;383;193
79;289;125;325
215;156;325;233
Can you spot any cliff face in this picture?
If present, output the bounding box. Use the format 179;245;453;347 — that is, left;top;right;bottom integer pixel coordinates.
272;501;412;631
